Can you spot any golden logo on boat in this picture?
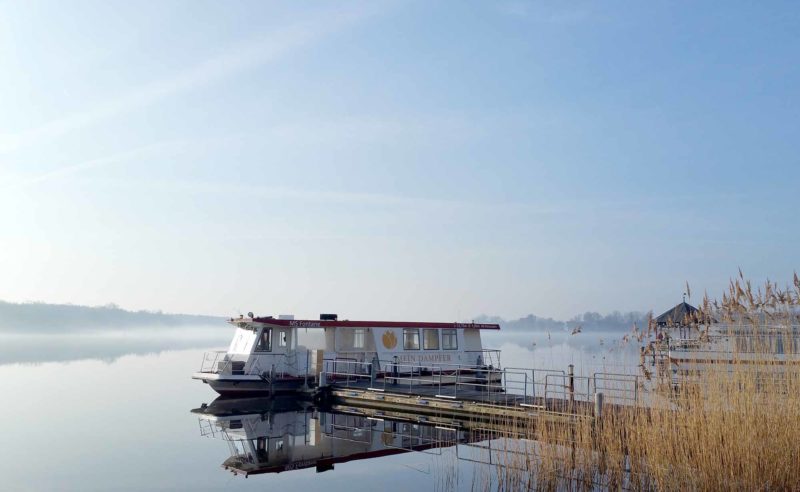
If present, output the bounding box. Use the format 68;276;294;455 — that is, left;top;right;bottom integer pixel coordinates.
382;330;398;349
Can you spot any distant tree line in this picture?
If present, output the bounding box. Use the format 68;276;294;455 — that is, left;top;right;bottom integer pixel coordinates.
476;311;649;332
0;300;223;333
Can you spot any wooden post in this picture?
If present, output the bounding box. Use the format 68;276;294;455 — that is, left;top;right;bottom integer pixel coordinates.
594;391;604;419
568;364;575;403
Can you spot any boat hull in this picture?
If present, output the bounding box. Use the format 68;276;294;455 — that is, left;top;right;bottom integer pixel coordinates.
193;373;308;396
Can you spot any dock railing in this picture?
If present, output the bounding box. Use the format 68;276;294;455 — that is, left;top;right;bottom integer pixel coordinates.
502;367;566;400
320;358;646;411
592;372;640;405
543;373;593;404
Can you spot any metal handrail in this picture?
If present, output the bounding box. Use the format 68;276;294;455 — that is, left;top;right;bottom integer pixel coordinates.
503;367;565;399
321;359;643;409
199;351;231;374
592;372;640;403
199;351;294;377
465;349;502;367
543;373;593;404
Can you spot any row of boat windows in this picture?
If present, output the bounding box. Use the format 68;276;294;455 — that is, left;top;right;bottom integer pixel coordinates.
401;328;458;350
349;328;457;350
252;327;459;352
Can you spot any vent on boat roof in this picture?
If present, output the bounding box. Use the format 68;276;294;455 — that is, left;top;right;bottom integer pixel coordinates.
320;313;338;321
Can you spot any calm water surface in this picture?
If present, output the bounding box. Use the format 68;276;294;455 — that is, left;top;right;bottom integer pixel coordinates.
0;329;639;491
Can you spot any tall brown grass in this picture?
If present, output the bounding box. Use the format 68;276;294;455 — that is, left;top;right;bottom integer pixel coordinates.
465;272;800;491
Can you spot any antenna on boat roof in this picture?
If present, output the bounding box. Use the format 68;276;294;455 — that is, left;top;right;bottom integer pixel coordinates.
247;311;254;318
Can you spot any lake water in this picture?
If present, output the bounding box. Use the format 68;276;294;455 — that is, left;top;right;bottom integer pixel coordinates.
0;328;640;491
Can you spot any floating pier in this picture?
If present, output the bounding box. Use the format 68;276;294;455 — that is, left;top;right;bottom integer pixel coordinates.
314;361;641;424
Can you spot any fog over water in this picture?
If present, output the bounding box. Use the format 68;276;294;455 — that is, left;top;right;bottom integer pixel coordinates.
0;301;646;367
0;328;642;491
0;303;648;490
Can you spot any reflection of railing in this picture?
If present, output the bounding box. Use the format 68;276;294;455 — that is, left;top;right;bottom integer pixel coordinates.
199;418;219;438
322;413;457;454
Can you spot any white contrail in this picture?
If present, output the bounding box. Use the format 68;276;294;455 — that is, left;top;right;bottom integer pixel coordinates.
1;140;188;190
0;6;373;154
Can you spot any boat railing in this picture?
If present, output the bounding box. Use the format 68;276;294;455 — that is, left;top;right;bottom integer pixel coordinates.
670;334;800;357
199;351;295;377
248;354;290;379
199;351;232;374
465;349;501;367
328;351;377;363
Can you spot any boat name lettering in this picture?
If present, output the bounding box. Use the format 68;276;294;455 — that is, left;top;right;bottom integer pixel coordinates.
289;321;321;328
397;354;452;363
453;323;494;329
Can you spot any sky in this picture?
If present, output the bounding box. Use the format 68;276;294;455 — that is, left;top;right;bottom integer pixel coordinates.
0;1;798;321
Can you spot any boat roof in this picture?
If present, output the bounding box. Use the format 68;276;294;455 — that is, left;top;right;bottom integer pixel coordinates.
234;317;500;330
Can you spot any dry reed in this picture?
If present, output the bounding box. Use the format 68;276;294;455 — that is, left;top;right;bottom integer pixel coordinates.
461;271;800;491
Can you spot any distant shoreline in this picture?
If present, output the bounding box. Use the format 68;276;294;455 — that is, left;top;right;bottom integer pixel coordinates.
0;300;224;333
0;300;647;334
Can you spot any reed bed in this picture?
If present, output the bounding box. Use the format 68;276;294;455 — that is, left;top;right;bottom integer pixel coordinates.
461;272;800;491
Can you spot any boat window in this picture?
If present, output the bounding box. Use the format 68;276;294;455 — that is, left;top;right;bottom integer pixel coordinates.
353;328;365;349
255;328;272;352
278;330;288;347
423;329;439;350
403;328;420;350
442;329;458;350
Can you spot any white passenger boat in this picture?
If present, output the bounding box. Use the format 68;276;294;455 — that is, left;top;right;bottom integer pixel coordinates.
192;314;501;396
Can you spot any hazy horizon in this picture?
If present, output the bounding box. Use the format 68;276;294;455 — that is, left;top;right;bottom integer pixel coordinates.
0;297;649;329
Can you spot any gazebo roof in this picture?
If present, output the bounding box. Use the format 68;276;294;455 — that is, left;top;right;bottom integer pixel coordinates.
655;301;703;326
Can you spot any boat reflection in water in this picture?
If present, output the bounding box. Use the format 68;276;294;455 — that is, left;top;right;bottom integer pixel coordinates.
192;397;481;477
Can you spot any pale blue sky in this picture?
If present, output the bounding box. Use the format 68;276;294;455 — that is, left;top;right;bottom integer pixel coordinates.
1;1;798;320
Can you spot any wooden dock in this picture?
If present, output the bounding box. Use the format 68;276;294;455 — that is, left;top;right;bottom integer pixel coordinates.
316;378;625;425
